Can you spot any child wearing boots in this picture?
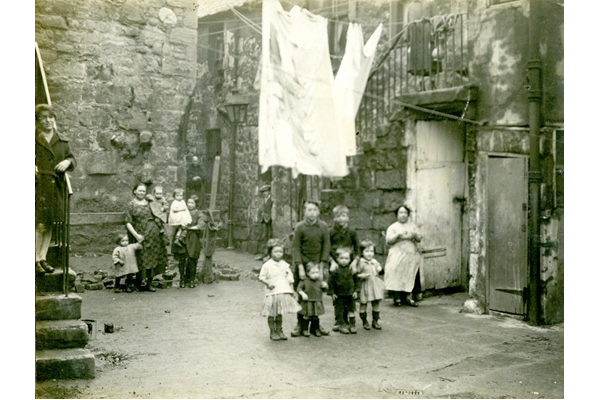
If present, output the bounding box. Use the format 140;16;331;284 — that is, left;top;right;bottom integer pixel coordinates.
328;204;359;331
328;247;359;334
355;240;384;330
112;234;142;293
172;197;205;288
297;263;329;337
290;200;331;337
258;239;301;341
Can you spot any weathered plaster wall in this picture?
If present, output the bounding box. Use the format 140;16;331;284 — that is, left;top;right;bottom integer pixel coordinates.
36;0;198;249
540;2;564;124
467;0;530;125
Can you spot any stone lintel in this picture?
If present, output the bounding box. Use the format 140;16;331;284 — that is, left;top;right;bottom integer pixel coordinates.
393;85;479;117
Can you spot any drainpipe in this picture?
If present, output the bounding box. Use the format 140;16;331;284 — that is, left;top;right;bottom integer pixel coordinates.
527;0;542;325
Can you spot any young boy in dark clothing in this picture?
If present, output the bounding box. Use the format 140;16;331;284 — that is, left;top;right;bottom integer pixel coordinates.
329;204;359;331
328;247;359;334
290;200;331;337
329;204;359;270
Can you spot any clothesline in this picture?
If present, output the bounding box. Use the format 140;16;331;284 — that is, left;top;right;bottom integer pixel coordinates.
198;0;353;24
194;42;563;141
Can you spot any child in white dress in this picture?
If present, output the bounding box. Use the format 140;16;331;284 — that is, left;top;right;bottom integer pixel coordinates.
355;240;385;330
169;188;192;226
258;239;301;341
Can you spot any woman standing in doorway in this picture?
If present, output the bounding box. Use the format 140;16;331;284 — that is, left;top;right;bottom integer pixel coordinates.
125;183;168;291
384;205;424;307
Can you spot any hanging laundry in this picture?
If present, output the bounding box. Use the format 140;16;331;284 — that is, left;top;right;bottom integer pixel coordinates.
333;23;383;156
258;0;349;178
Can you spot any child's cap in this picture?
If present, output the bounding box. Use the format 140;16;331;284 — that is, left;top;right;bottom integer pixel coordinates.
304;199;321;209
259;185;271;193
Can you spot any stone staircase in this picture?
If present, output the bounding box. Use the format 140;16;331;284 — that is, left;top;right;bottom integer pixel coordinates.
35;269;95;381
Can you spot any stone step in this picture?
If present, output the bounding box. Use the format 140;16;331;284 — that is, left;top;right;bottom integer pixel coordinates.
36;348;95;381
36;268;77;294
36;320;89;350
36;294;82;321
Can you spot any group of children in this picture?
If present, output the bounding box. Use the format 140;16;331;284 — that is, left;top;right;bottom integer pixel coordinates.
112;186;205;292
258;201;384;341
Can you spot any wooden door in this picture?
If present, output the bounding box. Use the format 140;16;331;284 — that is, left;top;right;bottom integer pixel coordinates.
487;156;528;314
415;121;465;290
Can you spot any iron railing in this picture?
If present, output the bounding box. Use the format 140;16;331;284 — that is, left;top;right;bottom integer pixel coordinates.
356;13;468;145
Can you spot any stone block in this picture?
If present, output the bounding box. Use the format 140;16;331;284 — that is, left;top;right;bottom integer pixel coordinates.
36;348;95;380
169;27;196;46
373;212;397;230
357;190;381;211
153;280;173;289
380;191;406;212
36;294;82;321
320;190;345;214
376;169;406;190
216;272;240;281
36;320;89;350
94;84;133;106
120;0;146;24
36;268;77;294
85;283;104;291
85;151;118;175
78;108;112;128
38;15;68;30
352;209;373;230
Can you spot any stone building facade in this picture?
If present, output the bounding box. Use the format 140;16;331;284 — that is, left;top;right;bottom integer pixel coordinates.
36;0;563;323
35;0;199;251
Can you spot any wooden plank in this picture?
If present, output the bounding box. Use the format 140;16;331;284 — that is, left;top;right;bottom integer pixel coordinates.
487;156;528;314
35;42;51;105
415;121;465;290
209;156;220;211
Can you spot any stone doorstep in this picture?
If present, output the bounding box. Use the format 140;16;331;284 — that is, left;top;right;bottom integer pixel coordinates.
36;348;95;381
36;268;77;294
36;320;89;351
36;294;82;321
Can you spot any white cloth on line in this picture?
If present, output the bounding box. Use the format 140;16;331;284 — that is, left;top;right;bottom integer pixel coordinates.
258;0;349;178
333;23;383;156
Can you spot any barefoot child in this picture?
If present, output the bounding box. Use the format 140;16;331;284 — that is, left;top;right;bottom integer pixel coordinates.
258;239;301;340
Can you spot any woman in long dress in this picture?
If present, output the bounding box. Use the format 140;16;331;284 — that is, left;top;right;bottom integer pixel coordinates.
384;205;424;306
125;183;168;292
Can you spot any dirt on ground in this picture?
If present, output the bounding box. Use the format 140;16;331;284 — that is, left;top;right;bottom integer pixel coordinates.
36;250;564;399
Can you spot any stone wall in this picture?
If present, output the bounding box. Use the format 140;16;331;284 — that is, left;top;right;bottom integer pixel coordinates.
36;0;198;250
320;120;409;266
